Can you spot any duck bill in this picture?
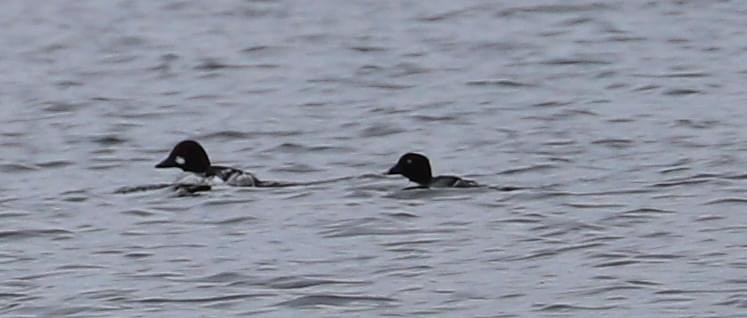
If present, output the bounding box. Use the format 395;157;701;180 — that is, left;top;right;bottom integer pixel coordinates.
387;164;403;175
155;157;176;168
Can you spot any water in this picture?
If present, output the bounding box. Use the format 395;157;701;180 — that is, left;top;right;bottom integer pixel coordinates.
1;0;746;317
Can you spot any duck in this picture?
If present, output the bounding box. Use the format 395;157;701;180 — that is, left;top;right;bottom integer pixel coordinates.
387;152;479;188
155;140;261;186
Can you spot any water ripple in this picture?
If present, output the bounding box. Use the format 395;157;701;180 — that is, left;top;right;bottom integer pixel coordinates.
276;294;396;308
134;293;272;304
0;229;74;240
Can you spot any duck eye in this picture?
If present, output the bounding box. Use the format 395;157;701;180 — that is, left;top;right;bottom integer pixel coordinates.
175;156;186;165
406;159;412;165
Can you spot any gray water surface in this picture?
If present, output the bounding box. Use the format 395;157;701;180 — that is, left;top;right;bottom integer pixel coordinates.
1;0;746;317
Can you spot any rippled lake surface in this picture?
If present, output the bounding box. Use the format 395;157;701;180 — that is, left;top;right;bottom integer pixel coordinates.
2;0;746;317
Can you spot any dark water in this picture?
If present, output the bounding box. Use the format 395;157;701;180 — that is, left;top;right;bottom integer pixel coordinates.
1;0;746;317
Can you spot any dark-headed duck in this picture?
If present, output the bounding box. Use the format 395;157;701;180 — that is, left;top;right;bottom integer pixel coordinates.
156;140;261;186
387;152;479;188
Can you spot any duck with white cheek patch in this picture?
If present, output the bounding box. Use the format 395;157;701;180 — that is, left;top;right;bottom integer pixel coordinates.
387;153;479;189
156;140;262;186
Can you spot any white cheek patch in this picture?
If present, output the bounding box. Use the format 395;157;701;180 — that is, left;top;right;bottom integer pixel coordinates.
175;156;186;165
